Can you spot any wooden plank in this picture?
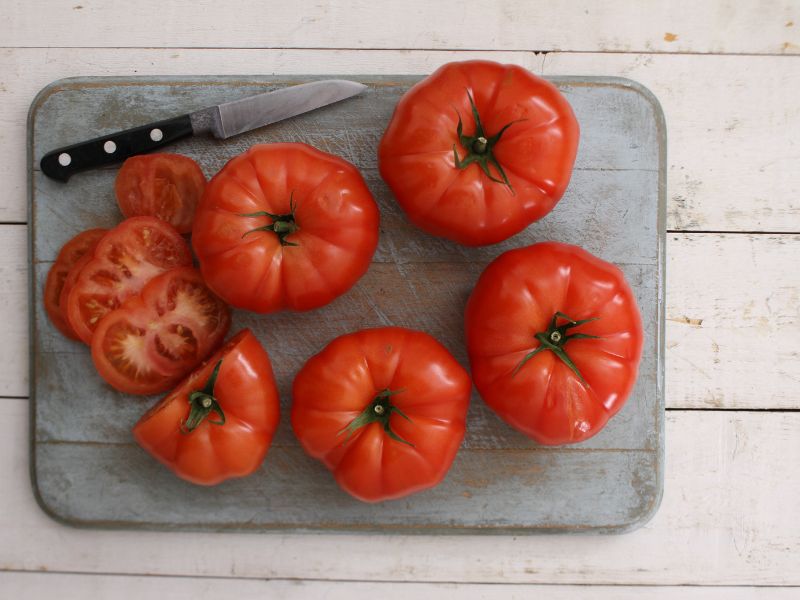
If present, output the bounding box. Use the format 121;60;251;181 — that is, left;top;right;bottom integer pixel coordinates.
9;223;798;408
2;402;799;584
28;76;664;533
0;227;27;397
1;572;798;600
2;0;798;54
2;49;798;231
541;52;800;233
666;234;800;409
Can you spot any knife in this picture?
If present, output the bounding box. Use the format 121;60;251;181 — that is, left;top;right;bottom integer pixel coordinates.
40;79;367;182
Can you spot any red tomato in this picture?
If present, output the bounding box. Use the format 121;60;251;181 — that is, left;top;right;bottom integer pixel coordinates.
292;327;471;502
133;329;280;485
465;242;643;445
43;228;106;340
115;154;206;234
379;60;579;246
192;143;379;313
91;266;231;395
66;216;193;343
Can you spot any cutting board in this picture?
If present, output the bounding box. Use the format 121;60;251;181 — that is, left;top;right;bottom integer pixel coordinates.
28;75;665;533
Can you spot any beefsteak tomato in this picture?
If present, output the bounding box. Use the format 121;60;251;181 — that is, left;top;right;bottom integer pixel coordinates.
379;60;579;246
115;153;206;234
465;242;643;445
292;327;471;502
66;216;193;343
92;266;231;395
192;143;379;313
43;228;107;340
133;329;280;485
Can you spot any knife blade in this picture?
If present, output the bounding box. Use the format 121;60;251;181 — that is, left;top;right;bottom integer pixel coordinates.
40;79;367;182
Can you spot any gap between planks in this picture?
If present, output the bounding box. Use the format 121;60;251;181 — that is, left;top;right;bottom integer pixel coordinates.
5;46;800;58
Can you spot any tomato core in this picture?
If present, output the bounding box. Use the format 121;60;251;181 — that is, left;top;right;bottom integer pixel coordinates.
339;388;415;447
514;312;602;384
239;193;300;247
182;360;226;433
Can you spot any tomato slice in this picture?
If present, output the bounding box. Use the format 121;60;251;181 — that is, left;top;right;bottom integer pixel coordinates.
115;154;206;234
43;228;107;340
65;216;192;343
133;329;281;485
91;266;231;395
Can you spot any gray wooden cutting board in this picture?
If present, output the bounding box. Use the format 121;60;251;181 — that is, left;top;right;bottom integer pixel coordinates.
28;75;665;533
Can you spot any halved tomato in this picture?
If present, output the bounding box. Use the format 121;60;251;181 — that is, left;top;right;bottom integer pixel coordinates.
66;216;192;343
43;228;106;340
133;329;280;485
91;266;231;395
115;154;206;234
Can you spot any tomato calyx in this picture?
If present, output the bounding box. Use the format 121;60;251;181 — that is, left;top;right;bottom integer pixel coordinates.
513;312;601;384
181;359;226;433
240;193;299;247
453;90;521;193
338;388;414;447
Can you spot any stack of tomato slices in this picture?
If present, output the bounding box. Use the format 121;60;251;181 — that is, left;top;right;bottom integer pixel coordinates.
43;60;646;500
46;215;231;396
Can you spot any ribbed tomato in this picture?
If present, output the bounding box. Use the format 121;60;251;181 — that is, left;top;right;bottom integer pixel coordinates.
292;327;471;502
133;329;280;485
465;242;643;445
192;143;379;313
379;60;579;246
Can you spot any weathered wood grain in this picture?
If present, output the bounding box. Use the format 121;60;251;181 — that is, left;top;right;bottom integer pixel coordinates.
28;76;664;532
3;403;799;584
1;49;798;231
3;1;798;54
2;572;798;600
666;234;800;408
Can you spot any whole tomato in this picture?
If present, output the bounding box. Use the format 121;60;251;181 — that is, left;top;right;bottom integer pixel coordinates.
133;329;280;485
292;327;471;502
379;60;579;246
465;242;643;445
192;143;379;313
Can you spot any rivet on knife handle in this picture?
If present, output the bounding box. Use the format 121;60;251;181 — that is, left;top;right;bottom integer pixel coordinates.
39;115;194;182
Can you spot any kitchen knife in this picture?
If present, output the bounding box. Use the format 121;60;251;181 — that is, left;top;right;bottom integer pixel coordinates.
40;79;367;182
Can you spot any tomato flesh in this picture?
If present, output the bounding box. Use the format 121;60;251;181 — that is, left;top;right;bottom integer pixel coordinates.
115;154;206;234
43;228;107;340
66;216;192;343
92;266;231;395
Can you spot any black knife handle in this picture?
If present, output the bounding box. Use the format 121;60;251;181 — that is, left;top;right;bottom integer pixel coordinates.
39;114;194;182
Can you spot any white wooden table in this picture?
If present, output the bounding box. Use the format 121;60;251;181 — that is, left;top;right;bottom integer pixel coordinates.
1;2;798;597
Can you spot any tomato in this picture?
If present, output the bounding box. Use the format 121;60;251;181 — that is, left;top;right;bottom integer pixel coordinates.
66;216;193;343
465;242;643;445
192;143;379;313
379;60;579;246
91;266;231;395
292;327;471;502
115;154;206;234
43;228;106;340
133;329;280;485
